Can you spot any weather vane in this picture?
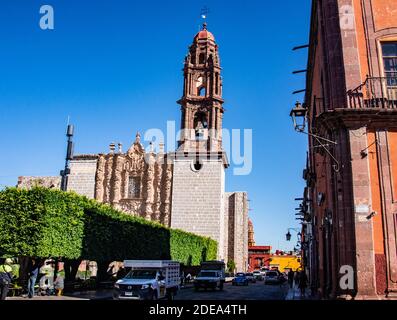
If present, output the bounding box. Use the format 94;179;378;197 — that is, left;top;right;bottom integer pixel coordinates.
201;6;210;22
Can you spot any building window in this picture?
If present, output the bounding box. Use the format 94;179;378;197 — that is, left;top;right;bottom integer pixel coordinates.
128;176;140;198
382;42;397;86
199;52;205;64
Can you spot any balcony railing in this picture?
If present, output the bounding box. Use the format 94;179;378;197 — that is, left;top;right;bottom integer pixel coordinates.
347;76;397;109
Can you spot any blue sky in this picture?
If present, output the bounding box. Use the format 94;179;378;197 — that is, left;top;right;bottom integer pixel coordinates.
0;0;311;251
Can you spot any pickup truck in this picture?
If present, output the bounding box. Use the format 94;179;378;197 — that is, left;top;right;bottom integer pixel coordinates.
113;260;180;300
194;260;225;291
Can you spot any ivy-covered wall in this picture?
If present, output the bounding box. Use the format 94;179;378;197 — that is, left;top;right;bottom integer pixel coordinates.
0;187;217;265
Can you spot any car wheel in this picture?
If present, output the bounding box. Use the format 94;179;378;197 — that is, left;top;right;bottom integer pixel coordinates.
167;291;174;301
150;291;158;300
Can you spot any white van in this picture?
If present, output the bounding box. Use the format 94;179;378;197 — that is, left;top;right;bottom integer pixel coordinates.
113;260;180;300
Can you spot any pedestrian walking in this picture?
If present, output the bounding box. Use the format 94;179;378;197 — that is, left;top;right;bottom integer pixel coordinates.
294;270;300;288
0;258;14;300
287;269;294;288
27;258;40;298
298;271;308;297
54;275;64;296
180;271;185;287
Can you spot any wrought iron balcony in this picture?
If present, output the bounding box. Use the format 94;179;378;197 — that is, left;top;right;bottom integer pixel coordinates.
347;76;397;109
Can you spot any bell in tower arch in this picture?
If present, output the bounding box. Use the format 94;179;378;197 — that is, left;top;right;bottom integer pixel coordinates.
194;112;208;140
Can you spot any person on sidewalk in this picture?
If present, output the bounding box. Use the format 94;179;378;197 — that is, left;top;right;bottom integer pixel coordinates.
298;271;308;297
27;258;40;298
54;275;64;296
0;258;14;300
287;270;294;289
293;270;300;288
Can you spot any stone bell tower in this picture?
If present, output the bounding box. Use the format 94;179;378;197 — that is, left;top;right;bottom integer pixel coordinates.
171;23;228;261
177;22;224;153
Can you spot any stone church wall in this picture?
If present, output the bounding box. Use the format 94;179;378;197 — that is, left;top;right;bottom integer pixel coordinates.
67;156;98;199
225;192;249;272
171;158;226;260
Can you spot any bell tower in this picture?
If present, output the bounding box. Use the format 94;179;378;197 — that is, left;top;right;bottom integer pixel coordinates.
171;23;228;261
177;22;224;153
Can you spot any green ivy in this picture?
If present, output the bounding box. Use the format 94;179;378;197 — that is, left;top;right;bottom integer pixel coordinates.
0;187;217;265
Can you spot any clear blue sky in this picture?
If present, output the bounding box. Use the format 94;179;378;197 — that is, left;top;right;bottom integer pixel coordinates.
0;0;311;251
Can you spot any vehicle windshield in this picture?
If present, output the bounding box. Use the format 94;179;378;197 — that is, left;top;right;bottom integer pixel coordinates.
198;271;217;277
253;271;260;274
124;269;157;280
266;272;278;277
246;273;253;276
236;273;245;277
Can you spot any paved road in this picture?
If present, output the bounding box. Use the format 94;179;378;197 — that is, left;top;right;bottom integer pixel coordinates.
175;281;289;300
7;281;289;301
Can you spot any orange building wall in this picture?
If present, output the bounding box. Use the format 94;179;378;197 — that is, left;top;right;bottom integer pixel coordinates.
388;130;397;202
372;0;397;31
353;0;369;83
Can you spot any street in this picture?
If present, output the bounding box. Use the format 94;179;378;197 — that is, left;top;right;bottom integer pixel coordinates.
7;281;290;301
176;282;289;300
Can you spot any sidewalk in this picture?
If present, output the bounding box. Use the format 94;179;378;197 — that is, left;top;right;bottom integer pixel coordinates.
285;285;315;300
7;289;114;301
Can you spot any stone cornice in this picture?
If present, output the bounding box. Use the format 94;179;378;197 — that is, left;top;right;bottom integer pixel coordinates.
315;108;397;130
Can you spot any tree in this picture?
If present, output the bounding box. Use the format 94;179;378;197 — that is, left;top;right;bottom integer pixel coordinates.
227;260;236;273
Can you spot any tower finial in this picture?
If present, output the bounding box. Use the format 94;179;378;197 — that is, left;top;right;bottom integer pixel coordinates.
200;6;210;27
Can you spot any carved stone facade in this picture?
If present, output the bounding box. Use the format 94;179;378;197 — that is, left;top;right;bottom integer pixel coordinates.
87;133;173;225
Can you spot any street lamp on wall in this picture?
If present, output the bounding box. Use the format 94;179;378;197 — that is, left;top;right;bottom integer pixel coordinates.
290;101;308;132
285;228;301;241
289;101;340;172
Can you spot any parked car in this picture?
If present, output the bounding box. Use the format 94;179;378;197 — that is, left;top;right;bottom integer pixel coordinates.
232;273;248;286
245;273;256;283
253;270;263;281
264;270;281;285
271;269;287;283
194;260;225;291
260;267;269;277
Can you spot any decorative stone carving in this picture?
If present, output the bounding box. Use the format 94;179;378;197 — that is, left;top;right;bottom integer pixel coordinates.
161;163;173;226
153;160;163;222
112;154;124;204
104;155;113;203
95;154;106;202
145;153;156;220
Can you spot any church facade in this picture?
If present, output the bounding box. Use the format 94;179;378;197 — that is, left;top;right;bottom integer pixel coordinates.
18;24;249;272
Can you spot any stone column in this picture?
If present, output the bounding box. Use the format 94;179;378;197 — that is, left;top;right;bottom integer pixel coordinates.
104;155;114;203
153;158;163;222
349;127;377;298
145;153;155;220
95;155;106;202
112;154;124;204
162;163;173;227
